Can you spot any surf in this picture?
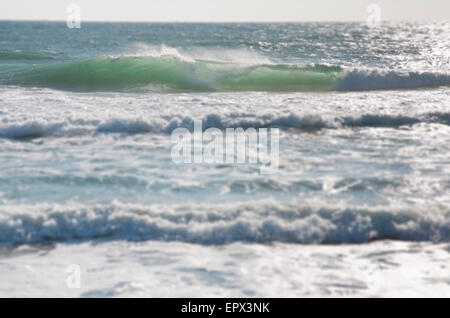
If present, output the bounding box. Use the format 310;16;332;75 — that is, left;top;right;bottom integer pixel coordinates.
0;56;342;92
2;51;450;92
0;200;448;246
1;111;449;140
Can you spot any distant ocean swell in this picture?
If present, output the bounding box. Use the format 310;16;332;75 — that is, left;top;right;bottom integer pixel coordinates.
2;56;450;92
0;49;58;61
1;112;449;140
0;201;448;246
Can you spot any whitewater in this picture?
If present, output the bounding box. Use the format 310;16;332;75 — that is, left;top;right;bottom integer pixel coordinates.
0;21;449;297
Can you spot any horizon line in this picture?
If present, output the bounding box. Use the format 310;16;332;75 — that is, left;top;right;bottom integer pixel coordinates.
0;18;446;23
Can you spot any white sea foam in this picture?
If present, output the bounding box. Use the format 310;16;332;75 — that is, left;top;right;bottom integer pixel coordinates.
0;200;448;246
334;69;450;91
129;43;274;65
1;240;449;297
0;112;449;139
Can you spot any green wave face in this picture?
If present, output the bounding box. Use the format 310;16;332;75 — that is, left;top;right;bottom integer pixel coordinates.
2;56;342;92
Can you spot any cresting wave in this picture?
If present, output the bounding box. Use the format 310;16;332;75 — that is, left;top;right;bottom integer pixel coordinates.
1;112;449;140
2;56;450;92
2;57;340;92
0;201;448;246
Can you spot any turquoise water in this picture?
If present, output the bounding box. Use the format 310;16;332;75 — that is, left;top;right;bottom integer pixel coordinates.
2;21;450;92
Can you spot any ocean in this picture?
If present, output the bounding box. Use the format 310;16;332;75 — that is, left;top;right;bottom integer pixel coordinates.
0;21;449;297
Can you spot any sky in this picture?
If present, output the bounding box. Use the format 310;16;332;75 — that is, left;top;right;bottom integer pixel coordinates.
0;0;449;22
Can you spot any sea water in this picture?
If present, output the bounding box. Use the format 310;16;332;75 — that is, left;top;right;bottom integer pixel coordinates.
0;21;449;297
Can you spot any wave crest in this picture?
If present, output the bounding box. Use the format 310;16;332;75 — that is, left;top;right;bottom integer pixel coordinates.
1;112;449;140
3;53;450;92
334;69;450;91
2;57;340;92
0;201;448;246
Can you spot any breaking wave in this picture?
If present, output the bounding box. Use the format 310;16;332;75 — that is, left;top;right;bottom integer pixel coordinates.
2;55;450;92
1;57;340;92
0;201;448;246
334;69;450;91
0;112;449;140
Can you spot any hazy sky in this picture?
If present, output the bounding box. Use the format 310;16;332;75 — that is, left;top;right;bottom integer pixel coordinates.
0;0;449;22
